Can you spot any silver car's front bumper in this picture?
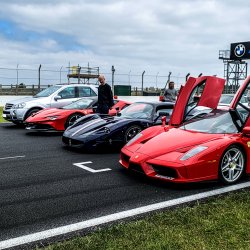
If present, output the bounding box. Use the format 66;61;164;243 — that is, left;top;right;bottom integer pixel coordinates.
2;108;28;123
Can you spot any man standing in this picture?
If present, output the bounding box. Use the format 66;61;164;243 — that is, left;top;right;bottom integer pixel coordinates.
96;74;114;114
164;81;178;102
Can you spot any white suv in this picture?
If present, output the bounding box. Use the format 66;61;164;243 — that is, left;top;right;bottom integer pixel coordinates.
3;84;98;124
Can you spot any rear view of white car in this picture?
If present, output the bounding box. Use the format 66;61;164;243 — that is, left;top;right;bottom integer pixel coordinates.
2;84;98;124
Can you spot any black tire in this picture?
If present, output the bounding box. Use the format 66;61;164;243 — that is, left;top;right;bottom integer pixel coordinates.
64;113;84;129
24;108;41;120
124;125;142;144
219;145;245;185
12;121;21;125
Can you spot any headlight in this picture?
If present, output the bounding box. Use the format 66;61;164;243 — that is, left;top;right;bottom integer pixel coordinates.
126;132;143;146
46;116;59;120
13;102;26;109
104;127;110;134
96;127;110;134
180;146;208;161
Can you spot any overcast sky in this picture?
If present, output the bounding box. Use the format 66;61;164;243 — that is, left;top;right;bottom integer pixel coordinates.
0;0;249;87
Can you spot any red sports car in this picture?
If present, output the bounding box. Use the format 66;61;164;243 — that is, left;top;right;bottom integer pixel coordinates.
120;75;250;184
25;98;130;131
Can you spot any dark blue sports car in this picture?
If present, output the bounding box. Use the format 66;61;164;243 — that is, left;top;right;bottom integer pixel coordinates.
62;101;174;151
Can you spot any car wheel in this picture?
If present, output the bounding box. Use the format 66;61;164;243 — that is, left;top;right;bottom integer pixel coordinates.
219;145;245;184
65;113;83;129
124;125;142;143
25;108;41;120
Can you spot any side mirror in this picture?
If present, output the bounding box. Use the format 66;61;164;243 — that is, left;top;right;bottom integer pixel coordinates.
242;126;250;137
161;116;166;126
92;106;98;113
159;96;165;102
54;95;62;101
117;112;122;117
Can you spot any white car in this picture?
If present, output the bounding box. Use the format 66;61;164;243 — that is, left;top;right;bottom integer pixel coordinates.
3;84;98;124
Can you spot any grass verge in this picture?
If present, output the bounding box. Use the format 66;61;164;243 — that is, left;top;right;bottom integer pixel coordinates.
0;106;5;123
43;190;250;250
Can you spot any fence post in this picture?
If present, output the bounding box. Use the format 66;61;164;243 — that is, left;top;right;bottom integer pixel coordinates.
141;70;145;96
38;64;41;91
111;65;115;93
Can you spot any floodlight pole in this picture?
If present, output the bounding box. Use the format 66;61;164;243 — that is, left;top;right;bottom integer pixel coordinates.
128;70;131;85
38;64;41;91
111;65;115;92
60;66;63;84
141;70;145;95
16;64;19;86
156;72;159;88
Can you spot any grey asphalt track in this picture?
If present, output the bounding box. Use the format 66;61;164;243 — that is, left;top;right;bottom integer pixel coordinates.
0;123;243;245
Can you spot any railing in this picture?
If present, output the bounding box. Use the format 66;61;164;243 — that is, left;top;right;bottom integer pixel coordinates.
68;66;99;77
0;84;51;96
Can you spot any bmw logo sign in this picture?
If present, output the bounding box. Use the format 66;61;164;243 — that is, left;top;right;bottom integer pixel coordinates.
234;44;246;57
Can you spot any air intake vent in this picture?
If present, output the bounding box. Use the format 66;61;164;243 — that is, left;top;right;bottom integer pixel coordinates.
151;165;177;178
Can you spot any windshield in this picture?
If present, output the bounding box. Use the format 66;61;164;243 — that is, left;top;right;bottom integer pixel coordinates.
180;110;239;134
34;85;62;98
219;95;234;105
62;98;95;110
119;103;153;119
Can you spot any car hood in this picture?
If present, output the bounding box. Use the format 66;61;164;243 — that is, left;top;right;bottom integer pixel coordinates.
135;128;223;158
26;108;69;121
7;96;35;105
65;116;126;137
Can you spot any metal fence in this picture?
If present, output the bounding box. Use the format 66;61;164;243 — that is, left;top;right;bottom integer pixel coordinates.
0;65;240;96
0;65;188;92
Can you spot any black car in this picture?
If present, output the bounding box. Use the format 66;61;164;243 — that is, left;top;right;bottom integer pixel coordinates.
62;101;174;151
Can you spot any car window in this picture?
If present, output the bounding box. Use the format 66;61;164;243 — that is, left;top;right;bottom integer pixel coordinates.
156;107;173;117
78;86;97;97
232;86;250;126
34;85;62;98
63;98;95;109
181;111;239;134
119;103;153;119
219;95;234;105
121;104;130;110
58;86;76;99
185;81;206;116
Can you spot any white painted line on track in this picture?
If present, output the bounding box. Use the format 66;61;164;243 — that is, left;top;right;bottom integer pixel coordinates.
73;161;111;173
0;155;25;160
1;181;250;249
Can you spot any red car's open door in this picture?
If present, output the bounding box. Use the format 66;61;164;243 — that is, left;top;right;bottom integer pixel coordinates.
229;75;250;127
169;76;225;127
230;76;250;109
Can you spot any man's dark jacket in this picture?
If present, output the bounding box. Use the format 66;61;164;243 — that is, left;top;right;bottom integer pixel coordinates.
98;83;114;108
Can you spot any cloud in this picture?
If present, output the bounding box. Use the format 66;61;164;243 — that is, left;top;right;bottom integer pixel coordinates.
0;0;249;87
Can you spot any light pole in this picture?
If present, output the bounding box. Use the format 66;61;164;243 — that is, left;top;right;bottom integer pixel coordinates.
38;64;41;91
16;64;19;86
111;65;115;92
156;72;159;89
141;70;145;96
59;66;63;84
128;70;131;85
